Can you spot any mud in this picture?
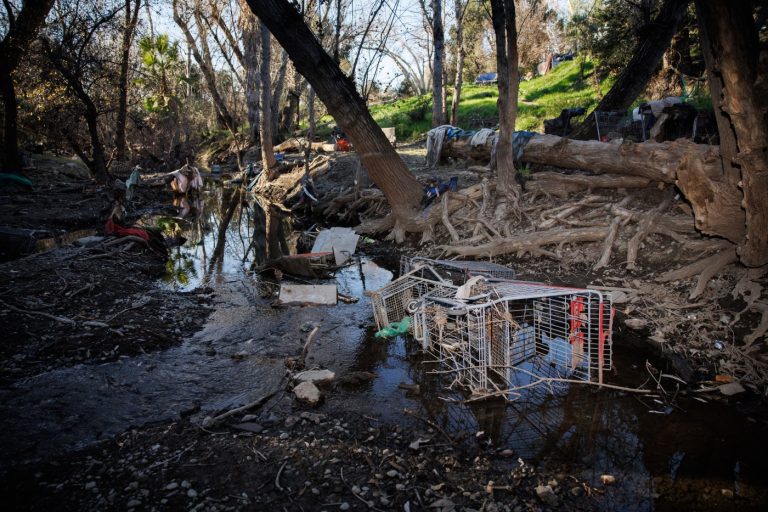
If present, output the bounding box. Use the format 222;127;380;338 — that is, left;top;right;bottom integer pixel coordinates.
1;154;767;511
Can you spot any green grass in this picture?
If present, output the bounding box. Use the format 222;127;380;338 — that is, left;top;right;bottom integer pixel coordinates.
360;59;613;141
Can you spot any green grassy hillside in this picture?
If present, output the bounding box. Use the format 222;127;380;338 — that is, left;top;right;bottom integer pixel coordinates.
364;60;612;141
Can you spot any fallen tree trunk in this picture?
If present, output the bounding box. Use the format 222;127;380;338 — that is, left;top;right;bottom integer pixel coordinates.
442;134;745;243
274;137;336;153
444;134;714;183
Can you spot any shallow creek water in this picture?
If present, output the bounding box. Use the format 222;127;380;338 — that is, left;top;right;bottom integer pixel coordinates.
1;183;766;510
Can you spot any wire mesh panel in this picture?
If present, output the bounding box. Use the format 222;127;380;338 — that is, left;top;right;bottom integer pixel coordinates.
371;264;614;396
370;266;457;330
401;256;516;282
594;111;650;142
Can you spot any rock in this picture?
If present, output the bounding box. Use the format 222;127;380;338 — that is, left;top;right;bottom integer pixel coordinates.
300;411;324;423
718;382;745;396
721;489;734;498
126;499;141;508
85;481;97;491
498;449;514;457
241;414;258;422
428;498;456;511
75;236;105;247
535;485;558;506
294;381;321;404
294;369;336;385
386;469;398;478
187;489;198;498
340;502;350;511
232;422;264;433
279;432;289;440
600;474;616;485
181;480;191;489
570;486;584;497
165;482;179;491
625;318;647;330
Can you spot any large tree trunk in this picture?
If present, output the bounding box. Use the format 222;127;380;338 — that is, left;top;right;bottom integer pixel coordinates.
173;0;236;131
279;64;304;138
450;0;466;127
259;23;277;175
695;1;768;267
570;0;689;140
240;3;260;146
0;0;55;172
271;49;289;141
430;0;445;127
115;0;141;161
245;0;423;228
489;0;520;199
441;134;745;244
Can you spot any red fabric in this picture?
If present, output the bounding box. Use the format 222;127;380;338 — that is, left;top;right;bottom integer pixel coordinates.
105;218;149;241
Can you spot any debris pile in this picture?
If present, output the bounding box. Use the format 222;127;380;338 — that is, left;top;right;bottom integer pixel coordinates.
370;257;613;399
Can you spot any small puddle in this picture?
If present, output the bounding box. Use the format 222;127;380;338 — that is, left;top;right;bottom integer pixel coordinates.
1;182;766;509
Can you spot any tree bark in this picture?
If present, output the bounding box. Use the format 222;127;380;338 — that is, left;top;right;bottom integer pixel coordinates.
0;0;55;172
271;49;289;141
442;133;745;244
259;23;277;174
450;0;466;127
279;64;304;138
430;0;445;127
173;0;235;131
695;1;768;267
489;0;520;198
240;2;260;145
115;0;141;161
245;0;423;226
570;0;689;140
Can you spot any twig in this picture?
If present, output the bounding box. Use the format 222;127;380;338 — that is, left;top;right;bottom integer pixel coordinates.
202;386;283;427
0;299;76;325
297;326;320;369
275;460;287;492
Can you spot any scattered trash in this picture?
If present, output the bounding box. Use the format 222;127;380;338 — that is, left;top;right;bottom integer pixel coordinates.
168;163;203;194
600;474;616;485
625;318;647;330
125;166;141;201
374;316;412;338
370;261;614;395
713;340;725;350
278;284;337;305
718;382;745;396
311;227;359;266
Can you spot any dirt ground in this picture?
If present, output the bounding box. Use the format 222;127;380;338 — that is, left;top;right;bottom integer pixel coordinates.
1;150;767;511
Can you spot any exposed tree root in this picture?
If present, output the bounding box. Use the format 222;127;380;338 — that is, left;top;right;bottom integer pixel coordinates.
657;247;739;300
442;226;609;258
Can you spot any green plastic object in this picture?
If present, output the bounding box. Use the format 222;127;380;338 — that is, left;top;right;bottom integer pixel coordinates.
0;173;33;188
374;316;412;339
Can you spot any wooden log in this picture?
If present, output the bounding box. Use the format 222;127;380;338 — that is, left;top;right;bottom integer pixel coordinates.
274;137;336;153
444;134;715;183
442;134;746;243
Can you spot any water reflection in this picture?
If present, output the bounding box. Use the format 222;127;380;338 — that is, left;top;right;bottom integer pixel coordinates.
157;183;295;291
346;332;768;510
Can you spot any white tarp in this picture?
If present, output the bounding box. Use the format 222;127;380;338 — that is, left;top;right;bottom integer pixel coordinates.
312;227;360;265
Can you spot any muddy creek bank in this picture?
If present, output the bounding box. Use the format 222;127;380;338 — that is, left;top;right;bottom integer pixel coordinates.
1;180;767;511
